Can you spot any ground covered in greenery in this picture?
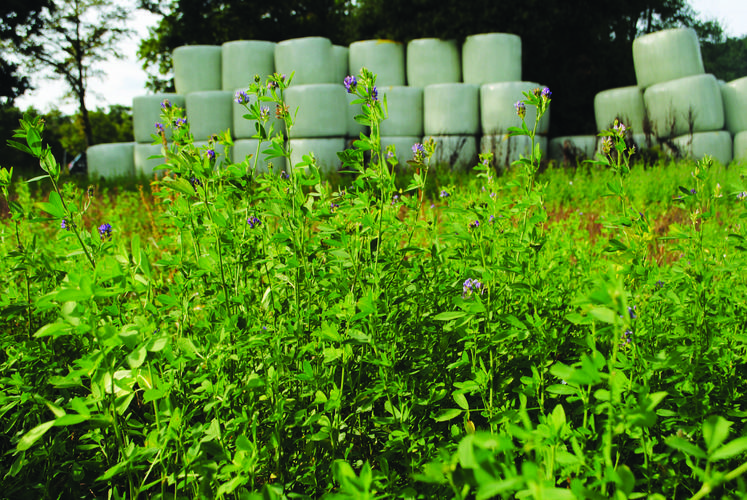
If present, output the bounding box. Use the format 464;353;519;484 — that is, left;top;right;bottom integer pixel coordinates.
1;75;747;499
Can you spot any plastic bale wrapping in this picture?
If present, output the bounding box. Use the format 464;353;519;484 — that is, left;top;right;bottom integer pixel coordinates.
481;134;548;169
185;91;234;141
481;82;550;135
406;38;461;88
380;86;423;137
332;45;349;85
289;137;345;174
134;143;167;178
734;131;747;161
346;91;368;140
87;142;135;179
133;93;186;143
221;40;276;91
549;136;597;164
721;77;747;135
274;37;336;85
172;45;223;95
233;138;287;175
633;28;705;89
424;83;480;136
594;86;646;133
462;33;522;85
425;135;478;171
284;84;347;138
349;40;406;87
643;74;724;138
380;136;422;169
666;131;733;166
233;88;286;140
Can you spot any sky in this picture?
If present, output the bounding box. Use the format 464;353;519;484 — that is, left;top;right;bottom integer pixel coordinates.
13;0;747;115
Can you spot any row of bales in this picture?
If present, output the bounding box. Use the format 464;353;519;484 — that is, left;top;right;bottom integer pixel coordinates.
553;27;747;166
88;28;747;178
87;34;551;178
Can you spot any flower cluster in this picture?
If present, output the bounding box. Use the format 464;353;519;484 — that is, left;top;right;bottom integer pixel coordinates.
235;90;250;105
61;218;73;231
98;223;112;240
330;202;339;213
206;149;216;161
462;278;484;298
344;75;357;93
174;117;187;129
622;329;633;345
260;106;270;121
440;190;450;198
412;142;426;162
514;101;526;119
247;216;261;229
160;99;171;109
469;220;480;229
155;122;165;134
737;191;747;201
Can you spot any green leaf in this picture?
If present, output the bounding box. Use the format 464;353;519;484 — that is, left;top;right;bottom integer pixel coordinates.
453;392;469;410
433;311;467;321
589;306;618;325
703;415;731;454
666;436;707;459
710;436;747;462
17;421;55;451
434;408;462;422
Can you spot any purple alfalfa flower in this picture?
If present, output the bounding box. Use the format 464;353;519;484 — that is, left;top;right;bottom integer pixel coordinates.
280;170;289;180
690;188;697;195
514;101;526;119
330;202;339;212
260;106;270;121
489;215;495;223
541;87;552;99
247;216;261;229
628;305;637;320
160;99;171;109
737;191;747;201
622;329;633;345
655;280;665;289
469;220;480;229
439;189;450;198
155;122;165;134
61;218;72;231
189;176;202;188
370;86;378;102
98;223;112;240
601;136;613;155
344;75;357;93
462;278;484;298
235;90;250;105
412;142;426;162
206;149;216;161
174;117;187;129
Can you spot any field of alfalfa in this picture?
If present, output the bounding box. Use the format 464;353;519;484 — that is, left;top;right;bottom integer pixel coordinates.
1;71;747;499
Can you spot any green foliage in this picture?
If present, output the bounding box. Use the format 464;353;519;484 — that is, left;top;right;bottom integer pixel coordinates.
1;70;747;499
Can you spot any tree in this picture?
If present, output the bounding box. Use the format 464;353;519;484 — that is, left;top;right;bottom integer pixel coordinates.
137;0;354;91
0;0;54;105
7;0;133;147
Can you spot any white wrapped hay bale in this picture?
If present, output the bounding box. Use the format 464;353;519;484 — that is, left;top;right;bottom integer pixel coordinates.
643;74;724;138
406;38;461;88
594;86;646;133
349;40;406;87
633;28;704;88
549;136;597;163
185;90;234;141
87;142;135;179
380;86;423;137
481;134;548;168
289;137;345;173
462;33;521;85
481;82;550;135
380;136;422;168
424;83;480;136
233;89;286;140
173;45;222;95
134;143;167;177
721;77;747;135
133;93;186;143
668;131;732;165
221;40;276;91
233;138;287;174
332;45;349;85
284;84;347;138
425;135;478;171
734;131;747;161
275;37;336;85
